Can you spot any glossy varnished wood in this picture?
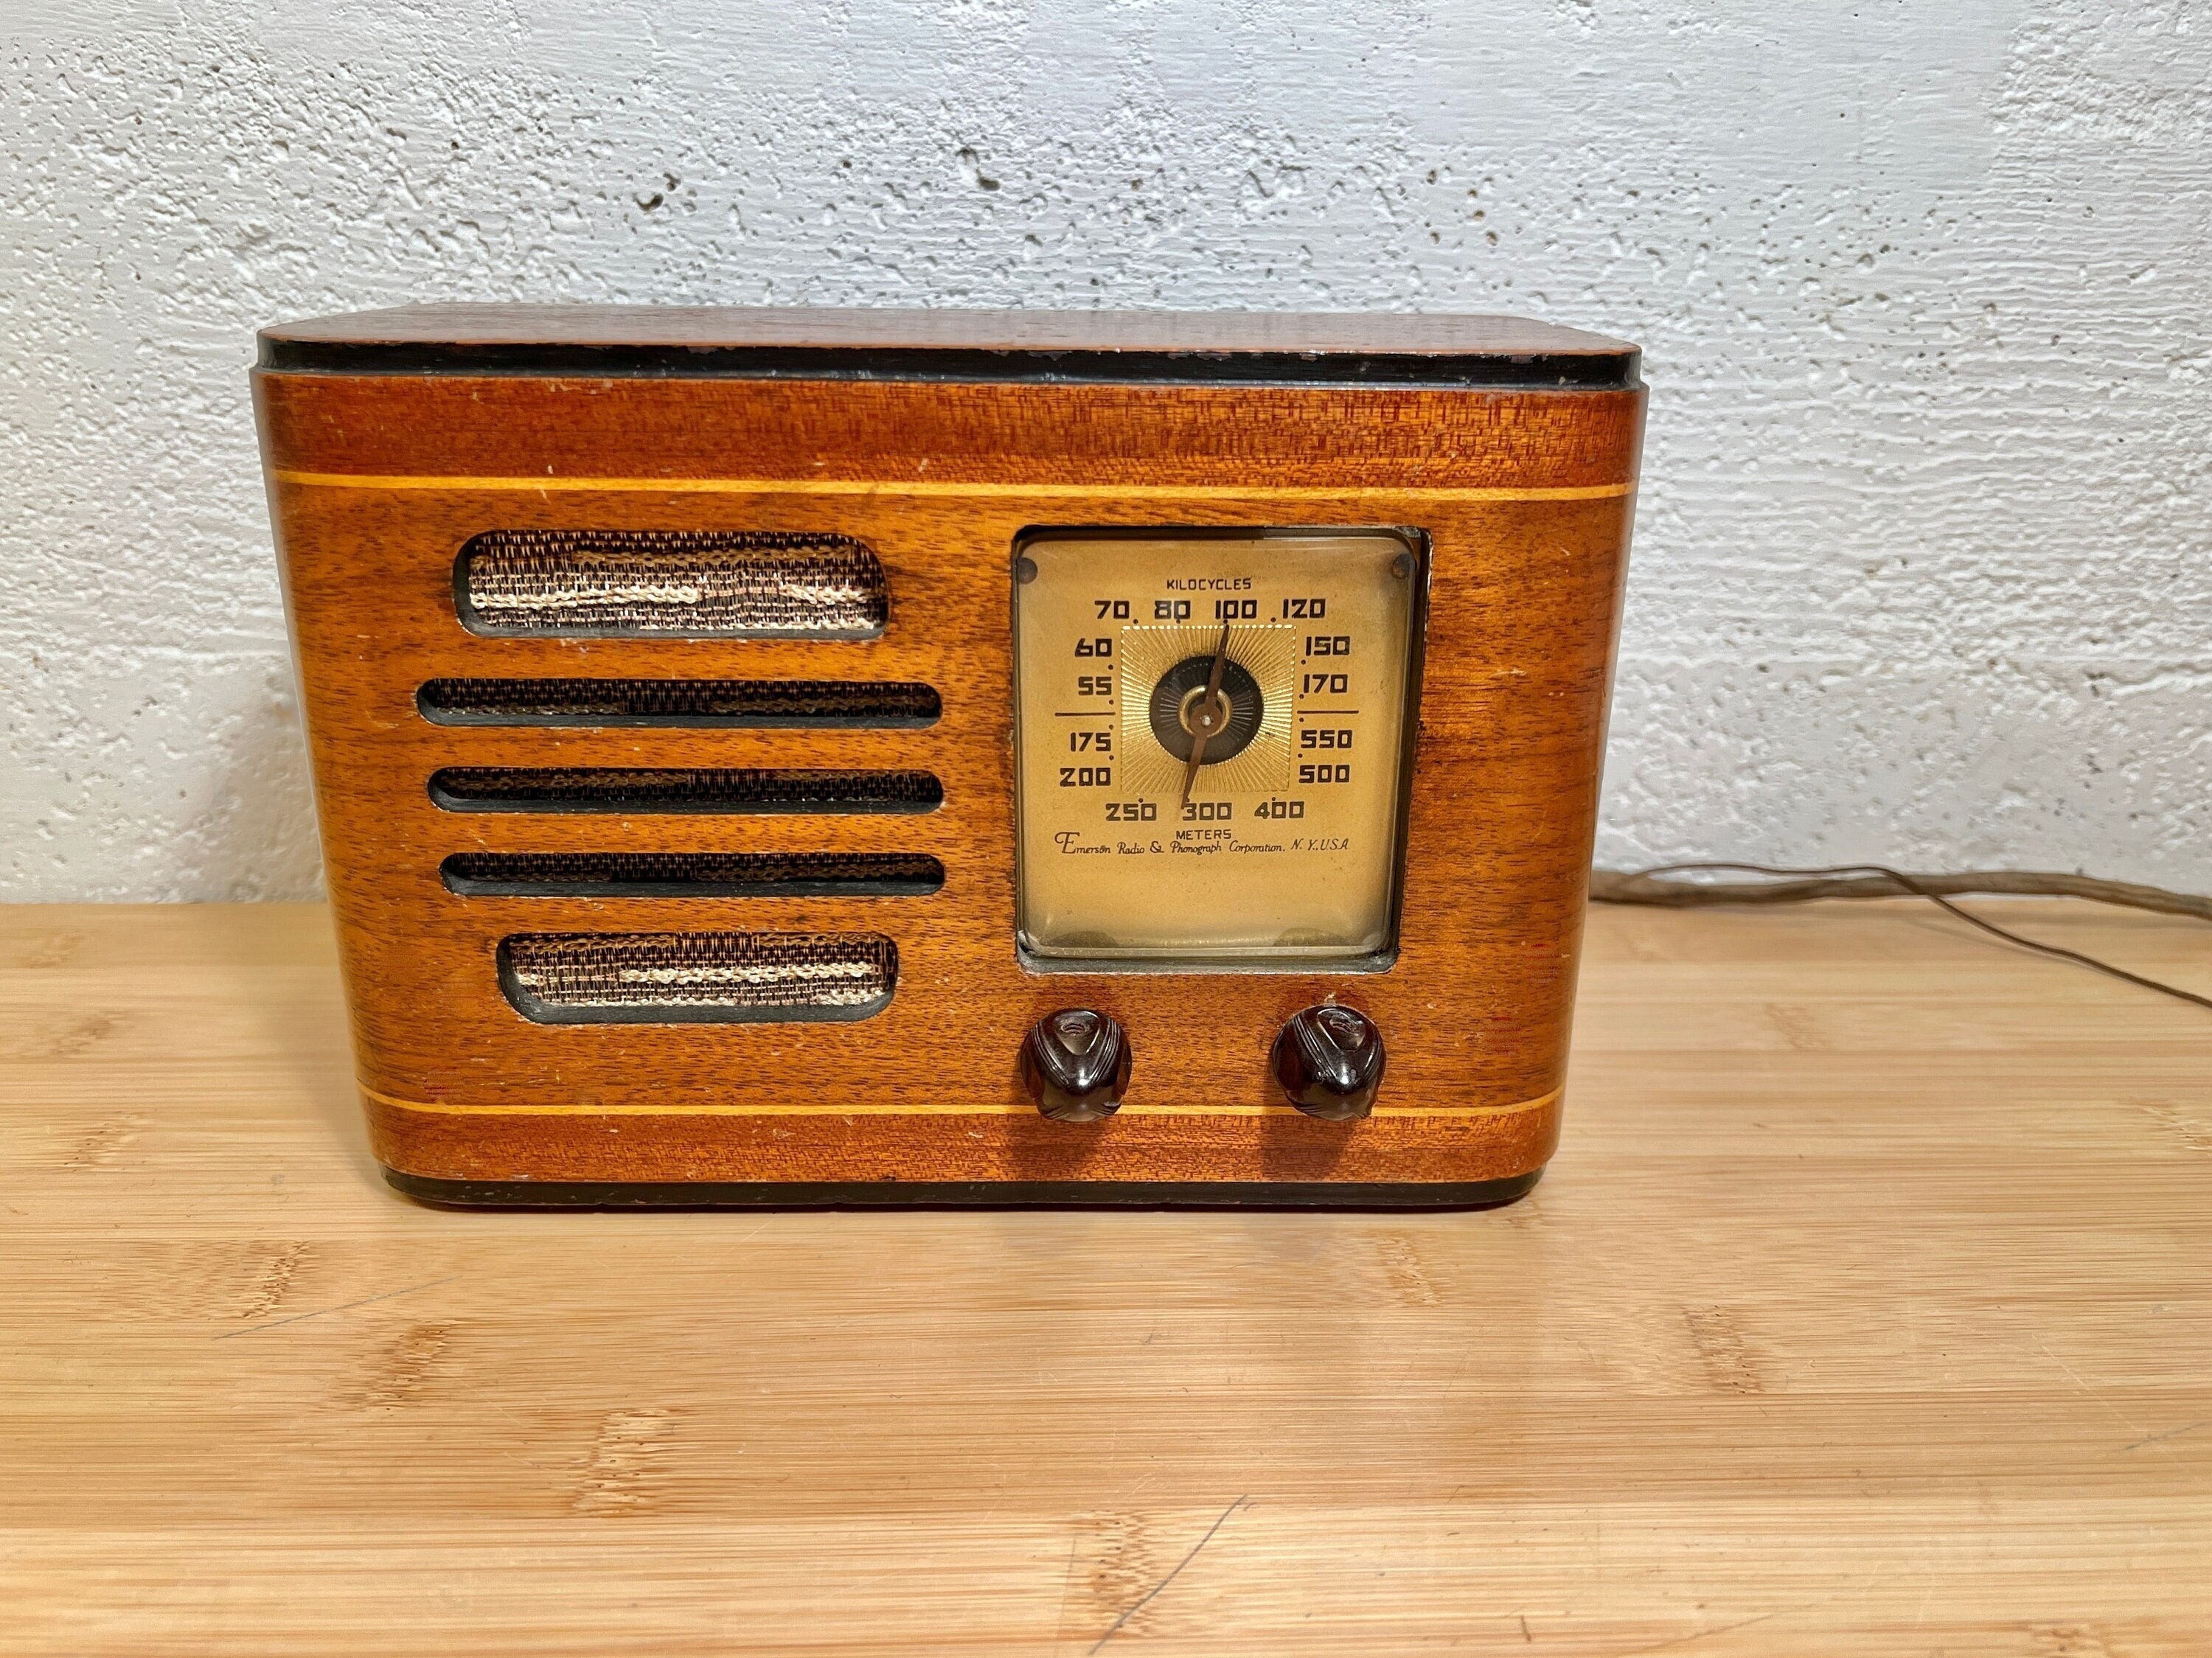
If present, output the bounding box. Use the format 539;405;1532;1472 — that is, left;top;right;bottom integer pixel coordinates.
256;331;1641;1190
256;375;1644;487
3;900;2208;1652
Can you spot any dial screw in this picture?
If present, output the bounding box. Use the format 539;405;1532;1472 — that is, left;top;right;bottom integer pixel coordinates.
1020;1009;1133;1123
1272;1005;1385;1121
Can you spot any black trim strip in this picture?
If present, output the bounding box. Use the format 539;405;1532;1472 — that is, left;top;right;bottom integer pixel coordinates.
417;678;940;729
260;338;1638;390
386;1169;1544;1211
428;767;944;815
442;851;945;899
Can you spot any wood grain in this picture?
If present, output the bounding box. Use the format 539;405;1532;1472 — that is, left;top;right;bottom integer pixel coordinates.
2;899;2208;1652
255;374;1645;488
256;355;1641;1191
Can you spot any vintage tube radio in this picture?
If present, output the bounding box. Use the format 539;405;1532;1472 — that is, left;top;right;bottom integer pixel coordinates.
254;307;1643;1207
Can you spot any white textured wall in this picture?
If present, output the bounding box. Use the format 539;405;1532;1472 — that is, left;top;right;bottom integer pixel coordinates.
4;1;2208;899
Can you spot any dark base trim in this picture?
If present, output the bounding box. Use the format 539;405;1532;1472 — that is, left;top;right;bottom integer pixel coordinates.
383;1168;1543;1212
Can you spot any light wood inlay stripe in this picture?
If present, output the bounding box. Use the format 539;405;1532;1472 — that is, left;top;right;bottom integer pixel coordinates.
360;1082;1564;1121
272;470;1635;502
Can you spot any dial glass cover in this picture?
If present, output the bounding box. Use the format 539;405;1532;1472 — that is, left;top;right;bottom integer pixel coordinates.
1013;529;1424;969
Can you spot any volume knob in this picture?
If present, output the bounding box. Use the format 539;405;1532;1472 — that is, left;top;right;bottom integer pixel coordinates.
1272;1005;1385;1121
1020;1009;1132;1123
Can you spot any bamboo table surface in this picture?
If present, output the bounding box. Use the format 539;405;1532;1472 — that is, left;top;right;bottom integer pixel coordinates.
2;899;2208;1655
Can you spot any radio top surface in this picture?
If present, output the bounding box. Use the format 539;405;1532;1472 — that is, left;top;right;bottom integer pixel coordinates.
257;304;1640;386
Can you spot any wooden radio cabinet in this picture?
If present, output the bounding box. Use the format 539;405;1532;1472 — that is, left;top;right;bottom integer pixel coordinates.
254;307;1643;1206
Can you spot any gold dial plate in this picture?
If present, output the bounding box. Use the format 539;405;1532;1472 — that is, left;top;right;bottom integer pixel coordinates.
1012;529;1422;969
1112;623;1298;800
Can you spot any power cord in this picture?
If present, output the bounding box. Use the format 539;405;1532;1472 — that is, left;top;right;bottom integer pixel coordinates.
1590;862;2212;1014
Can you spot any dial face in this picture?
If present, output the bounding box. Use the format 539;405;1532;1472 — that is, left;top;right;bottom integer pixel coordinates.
1012;529;1424;969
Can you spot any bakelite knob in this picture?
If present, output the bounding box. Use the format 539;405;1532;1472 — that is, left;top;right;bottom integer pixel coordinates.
1273;1005;1385;1121
1020;1009;1132;1123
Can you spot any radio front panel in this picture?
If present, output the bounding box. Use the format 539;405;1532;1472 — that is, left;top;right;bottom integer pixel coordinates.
255;307;1643;1206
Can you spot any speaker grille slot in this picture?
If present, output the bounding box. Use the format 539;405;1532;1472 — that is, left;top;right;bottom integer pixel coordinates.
429;767;942;815
500;931;897;1024
417;678;939;728
456;530;887;638
445;851;945;898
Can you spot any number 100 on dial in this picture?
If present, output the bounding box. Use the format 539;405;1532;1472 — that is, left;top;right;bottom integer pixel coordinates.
1012;529;1425;969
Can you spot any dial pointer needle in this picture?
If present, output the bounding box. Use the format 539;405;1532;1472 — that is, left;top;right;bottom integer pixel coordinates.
1181;621;1233;808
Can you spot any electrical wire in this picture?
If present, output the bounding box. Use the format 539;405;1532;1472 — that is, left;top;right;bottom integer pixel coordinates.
1590;862;2212;1014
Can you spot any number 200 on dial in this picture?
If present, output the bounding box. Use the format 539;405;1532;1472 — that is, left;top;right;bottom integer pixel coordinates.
1012;529;1424;968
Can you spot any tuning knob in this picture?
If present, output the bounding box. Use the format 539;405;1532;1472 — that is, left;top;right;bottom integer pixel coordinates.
1272;1005;1385;1121
1020;1009;1132;1123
